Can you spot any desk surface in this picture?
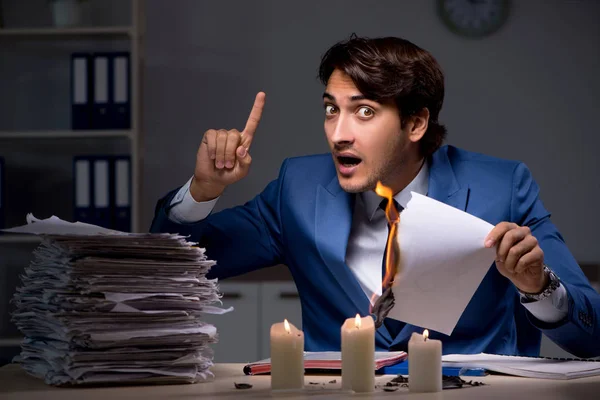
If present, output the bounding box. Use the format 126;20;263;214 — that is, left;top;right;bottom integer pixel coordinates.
1;363;599;399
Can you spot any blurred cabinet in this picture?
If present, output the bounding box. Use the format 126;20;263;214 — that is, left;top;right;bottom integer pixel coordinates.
259;282;302;360
207;281;301;363
202;282;261;364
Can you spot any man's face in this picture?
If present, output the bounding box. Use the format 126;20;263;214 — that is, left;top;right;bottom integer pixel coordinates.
323;69;408;193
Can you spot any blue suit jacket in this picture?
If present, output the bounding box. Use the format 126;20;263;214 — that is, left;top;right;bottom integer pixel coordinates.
151;145;600;358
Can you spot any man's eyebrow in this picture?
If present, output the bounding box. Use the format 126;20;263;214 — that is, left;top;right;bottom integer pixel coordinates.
322;93;370;102
350;94;367;101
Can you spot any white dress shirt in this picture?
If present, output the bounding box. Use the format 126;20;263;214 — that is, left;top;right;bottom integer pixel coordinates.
169;169;568;323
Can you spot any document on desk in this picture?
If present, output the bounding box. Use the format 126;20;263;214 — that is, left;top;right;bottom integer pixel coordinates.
5;215;232;386
388;192;496;336
442;353;600;380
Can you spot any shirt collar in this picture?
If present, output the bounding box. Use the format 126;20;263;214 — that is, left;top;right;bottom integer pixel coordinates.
361;161;429;221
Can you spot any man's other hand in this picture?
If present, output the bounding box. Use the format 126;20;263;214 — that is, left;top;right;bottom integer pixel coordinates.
485;222;548;294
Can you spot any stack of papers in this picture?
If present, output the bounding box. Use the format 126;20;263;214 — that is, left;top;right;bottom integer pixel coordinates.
5;215;230;386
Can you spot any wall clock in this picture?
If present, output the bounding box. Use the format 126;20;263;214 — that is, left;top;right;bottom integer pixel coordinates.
437;0;511;38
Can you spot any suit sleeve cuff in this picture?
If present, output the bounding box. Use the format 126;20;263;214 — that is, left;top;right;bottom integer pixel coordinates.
520;284;568;323
168;177;219;223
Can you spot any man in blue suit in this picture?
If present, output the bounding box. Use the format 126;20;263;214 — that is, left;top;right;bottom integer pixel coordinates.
151;36;599;357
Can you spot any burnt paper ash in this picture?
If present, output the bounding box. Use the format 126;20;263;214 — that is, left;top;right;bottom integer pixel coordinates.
390;375;408;384
234;382;253;389
371;286;395;328
442;376;486;389
382;381;408;392
383;375;485;391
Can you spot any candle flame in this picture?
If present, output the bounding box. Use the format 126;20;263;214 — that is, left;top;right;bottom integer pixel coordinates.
354;314;362;329
284;319;291;334
369;181;401;309
423;329;429;341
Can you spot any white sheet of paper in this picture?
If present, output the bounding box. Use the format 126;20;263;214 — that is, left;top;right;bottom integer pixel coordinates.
388;192;496;335
441;353;600;379
89;325;217;341
104;292;187;302
1;214;124;235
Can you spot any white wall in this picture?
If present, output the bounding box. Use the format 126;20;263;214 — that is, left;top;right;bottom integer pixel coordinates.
143;0;600;263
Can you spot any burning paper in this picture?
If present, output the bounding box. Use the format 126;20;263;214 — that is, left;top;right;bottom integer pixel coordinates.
377;192;496;336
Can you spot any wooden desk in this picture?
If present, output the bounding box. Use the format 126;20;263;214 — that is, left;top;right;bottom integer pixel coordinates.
1;363;599;399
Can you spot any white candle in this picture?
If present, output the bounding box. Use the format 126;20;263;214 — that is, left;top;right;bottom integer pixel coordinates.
341;314;375;393
270;319;304;390
408;329;442;393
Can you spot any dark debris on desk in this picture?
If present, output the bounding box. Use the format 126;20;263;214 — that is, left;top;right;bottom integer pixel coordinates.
234;382;253;389
379;375;486;392
390;375;408;384
307;379;337;386
442;375;486;389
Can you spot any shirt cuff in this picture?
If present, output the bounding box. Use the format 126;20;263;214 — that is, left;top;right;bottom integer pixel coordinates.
168;177;219;223
520;284;568;323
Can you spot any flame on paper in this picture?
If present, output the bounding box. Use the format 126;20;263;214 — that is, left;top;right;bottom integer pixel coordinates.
369;181;401;309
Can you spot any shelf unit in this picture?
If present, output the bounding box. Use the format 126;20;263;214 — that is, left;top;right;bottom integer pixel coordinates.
0;0;144;233
0;235;41;244
0;130;133;139
0;26;132;37
0;337;23;347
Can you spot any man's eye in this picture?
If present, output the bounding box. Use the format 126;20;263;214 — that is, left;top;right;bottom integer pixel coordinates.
325;105;338;115
357;107;374;118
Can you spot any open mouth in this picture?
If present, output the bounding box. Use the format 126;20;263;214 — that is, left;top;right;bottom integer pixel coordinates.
337;155;362;167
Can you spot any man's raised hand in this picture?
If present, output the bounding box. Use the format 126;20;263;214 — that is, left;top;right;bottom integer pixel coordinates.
191;92;266;202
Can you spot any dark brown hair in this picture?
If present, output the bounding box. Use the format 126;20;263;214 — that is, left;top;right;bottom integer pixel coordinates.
318;35;447;158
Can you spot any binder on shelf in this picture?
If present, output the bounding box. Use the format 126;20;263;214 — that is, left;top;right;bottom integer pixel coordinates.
92;157;112;228
112;155;131;232
0;157;4;229
70;53;92;130
111;52;131;130
91;53;111;130
73;157;93;224
73;155;132;231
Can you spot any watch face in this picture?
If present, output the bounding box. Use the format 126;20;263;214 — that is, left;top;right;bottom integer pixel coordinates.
438;0;510;38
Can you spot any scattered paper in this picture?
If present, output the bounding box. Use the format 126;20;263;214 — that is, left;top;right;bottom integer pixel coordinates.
389;192;496;335
3;214;124;235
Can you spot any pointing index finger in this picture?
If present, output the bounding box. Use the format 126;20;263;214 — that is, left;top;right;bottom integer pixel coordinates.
241;92;266;148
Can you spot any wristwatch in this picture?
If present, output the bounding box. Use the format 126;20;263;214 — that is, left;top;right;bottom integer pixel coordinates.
519;265;561;301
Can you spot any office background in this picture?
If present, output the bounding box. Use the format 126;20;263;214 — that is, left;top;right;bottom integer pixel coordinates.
0;0;598;362
145;0;599;263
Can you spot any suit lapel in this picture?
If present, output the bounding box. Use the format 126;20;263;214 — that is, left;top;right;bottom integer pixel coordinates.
315;176;394;345
315;178;363;312
427;148;470;212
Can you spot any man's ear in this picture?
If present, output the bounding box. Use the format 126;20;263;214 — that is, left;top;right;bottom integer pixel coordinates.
406;108;429;143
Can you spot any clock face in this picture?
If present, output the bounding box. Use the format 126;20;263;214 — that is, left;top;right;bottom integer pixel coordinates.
437;0;510;38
